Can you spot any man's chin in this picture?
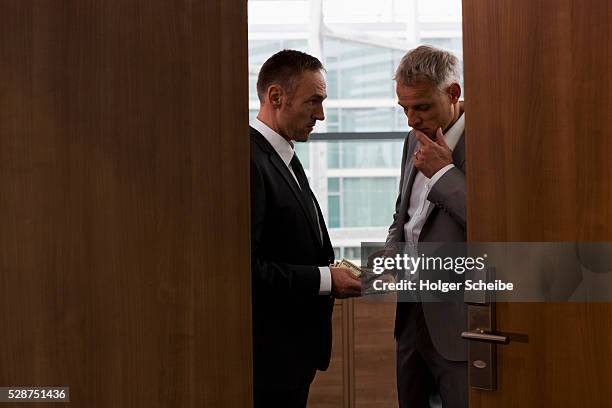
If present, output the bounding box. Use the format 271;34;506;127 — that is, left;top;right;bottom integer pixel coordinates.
294;133;311;142
415;128;435;139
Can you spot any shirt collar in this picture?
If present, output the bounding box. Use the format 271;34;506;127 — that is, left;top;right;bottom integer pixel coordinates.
251;117;295;166
443;111;465;151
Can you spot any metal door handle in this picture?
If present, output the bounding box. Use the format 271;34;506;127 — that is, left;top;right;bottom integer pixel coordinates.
461;329;509;344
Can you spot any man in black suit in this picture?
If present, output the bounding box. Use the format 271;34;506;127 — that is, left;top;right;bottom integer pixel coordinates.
250;50;362;408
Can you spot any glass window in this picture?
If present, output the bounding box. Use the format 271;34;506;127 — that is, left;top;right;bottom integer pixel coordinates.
344;247;361;261
327;176;398;229
248;0;464;131
333;247;341;260
249;109;258;123
328;195;341;229
342;177;397;227
328;177;340;193
341;140;403;168
324;38;401;100
327;140;403;169
327;141;340;168
325;108;340;133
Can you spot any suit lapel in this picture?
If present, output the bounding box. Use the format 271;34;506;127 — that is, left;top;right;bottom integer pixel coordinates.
268;154;323;247
251;128;323;246
312;191;333;256
400;132;419;206
452;133;466;170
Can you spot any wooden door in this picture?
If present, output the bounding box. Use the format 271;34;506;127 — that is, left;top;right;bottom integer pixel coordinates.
0;1;251;407
463;0;612;406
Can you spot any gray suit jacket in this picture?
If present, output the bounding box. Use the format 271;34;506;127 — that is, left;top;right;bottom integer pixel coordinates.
386;129;467;361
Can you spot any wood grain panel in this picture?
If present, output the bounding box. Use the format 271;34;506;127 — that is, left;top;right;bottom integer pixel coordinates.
309;301;345;407
310;299;397;408
463;0;612;406
353;299;397;408
0;1;250;407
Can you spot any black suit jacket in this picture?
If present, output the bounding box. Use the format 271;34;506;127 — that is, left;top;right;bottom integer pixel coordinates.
250;126;335;388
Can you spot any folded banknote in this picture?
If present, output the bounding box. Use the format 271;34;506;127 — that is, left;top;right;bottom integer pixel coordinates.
333;259;363;278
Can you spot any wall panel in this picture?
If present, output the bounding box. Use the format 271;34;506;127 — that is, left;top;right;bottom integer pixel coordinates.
0;1;250;406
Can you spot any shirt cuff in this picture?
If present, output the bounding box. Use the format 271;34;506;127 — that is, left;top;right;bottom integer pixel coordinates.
318;266;332;295
427;164;455;188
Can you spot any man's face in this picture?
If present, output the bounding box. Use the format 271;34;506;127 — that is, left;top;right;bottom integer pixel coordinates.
277;70;326;142
396;80;456;139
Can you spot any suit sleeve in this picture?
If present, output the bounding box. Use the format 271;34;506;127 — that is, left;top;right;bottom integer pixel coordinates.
251;158;322;296
427;166;466;229
385;135;410;247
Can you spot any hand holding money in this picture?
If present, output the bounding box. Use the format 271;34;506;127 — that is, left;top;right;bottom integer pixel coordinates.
330;261;362;299
333;258;395;296
333;259;363;278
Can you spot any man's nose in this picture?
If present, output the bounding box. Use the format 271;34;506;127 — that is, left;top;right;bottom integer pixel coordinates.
408;112;421;128
313;106;325;121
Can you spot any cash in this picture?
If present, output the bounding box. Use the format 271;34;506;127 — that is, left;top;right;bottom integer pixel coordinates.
333;259;363;278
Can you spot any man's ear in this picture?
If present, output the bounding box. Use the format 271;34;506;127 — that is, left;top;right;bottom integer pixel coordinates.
267;85;283;108
448;83;461;103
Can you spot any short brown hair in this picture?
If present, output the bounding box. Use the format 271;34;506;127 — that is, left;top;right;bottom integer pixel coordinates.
256;49;324;102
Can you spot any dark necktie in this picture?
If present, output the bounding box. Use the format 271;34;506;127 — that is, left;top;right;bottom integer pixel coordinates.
290;153;320;231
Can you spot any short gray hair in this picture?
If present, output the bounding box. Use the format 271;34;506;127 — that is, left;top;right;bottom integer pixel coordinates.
394;45;460;90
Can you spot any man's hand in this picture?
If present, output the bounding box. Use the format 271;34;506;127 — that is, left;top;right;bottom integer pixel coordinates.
413;128;452;178
330;267;362;299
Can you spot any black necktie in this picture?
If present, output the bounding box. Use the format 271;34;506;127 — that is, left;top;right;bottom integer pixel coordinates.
290;153;319;230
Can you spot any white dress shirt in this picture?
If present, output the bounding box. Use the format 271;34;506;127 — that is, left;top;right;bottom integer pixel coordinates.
251;118;332;295
403;113;465;254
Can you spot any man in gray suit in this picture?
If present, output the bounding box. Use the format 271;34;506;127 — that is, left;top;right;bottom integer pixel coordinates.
385;45;467;408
